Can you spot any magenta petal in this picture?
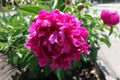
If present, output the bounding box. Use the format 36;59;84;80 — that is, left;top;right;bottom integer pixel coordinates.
50;59;61;70
76;20;82;28
37;51;48;67
50;62;55;70
27;31;36;40
28;22;37;32
24;43;31;50
63;60;71;70
80;27;88;38
61;39;71;53
49;32;58;44
38;10;49;15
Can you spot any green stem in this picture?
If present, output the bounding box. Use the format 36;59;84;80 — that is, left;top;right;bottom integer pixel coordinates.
109;26;113;36
63;5;67;12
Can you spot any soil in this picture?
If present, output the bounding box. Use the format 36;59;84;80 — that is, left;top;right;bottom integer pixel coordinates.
0;53;100;80
42;61;99;80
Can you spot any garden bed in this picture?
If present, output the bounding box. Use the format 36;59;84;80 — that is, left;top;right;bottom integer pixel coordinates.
2;52;119;80
0;52;107;80
33;61;99;80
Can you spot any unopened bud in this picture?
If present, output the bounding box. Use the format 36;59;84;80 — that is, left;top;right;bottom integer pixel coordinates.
77;4;84;11
66;0;70;5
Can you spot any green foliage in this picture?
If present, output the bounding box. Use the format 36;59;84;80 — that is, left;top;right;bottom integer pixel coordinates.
0;0;54;80
52;0;65;11
19;5;41;15
19;5;51;15
54;68;65;80
0;0;119;80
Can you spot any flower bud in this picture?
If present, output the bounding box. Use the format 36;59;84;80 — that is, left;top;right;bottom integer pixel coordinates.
66;0;70;5
77;4;84;11
100;9;120;26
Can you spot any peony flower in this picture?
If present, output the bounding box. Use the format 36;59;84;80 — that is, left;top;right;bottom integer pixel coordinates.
100;9;120;26
24;9;90;70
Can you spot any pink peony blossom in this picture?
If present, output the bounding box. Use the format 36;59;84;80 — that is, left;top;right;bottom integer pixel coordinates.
100;9;120;26
24;10;90;70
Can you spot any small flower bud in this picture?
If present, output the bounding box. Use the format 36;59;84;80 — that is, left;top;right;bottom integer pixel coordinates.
77;4;84;11
66;0;70;5
101;9;120;26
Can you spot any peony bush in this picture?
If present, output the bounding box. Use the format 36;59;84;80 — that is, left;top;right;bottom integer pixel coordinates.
24;1;120;79
22;0;120;80
0;0;120;80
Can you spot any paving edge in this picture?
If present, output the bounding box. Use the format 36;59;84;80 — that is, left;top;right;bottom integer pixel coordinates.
95;57;120;80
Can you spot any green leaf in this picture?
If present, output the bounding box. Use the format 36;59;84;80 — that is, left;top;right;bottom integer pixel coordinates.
28;57;41;79
10;26;25;32
0;32;8;41
44;66;51;77
84;1;93;7
11;29;23;38
81;53;88;62
53;0;65;11
16;52;22;58
19;51;33;69
0;42;8;47
72;60;78;69
19;5;42;15
78;61;82;68
89;46;99;63
10;52;19;65
54;68;64;80
99;38;111;47
66;69;72;76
